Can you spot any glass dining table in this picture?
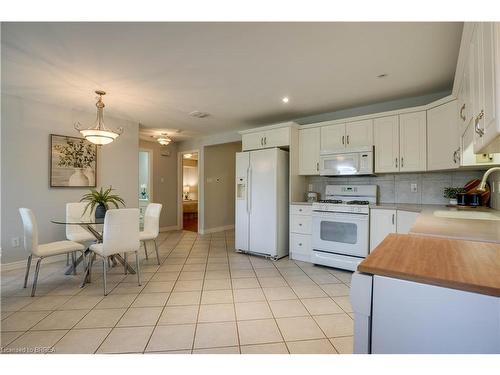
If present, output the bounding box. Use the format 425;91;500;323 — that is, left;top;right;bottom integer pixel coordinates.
50;217;136;286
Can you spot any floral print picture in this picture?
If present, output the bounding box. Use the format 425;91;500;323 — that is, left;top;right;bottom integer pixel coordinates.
50;134;97;187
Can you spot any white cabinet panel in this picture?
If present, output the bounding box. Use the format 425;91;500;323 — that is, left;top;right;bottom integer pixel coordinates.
298;128;320;175
396;210;419;234
346;119;373;148
290;214;312;234
290;233;311;262
374;116;399;173
427;100;460;170
321;123;345;152
369;209;396;252
399;111;427;172
265;127;290;148
242;132;264;151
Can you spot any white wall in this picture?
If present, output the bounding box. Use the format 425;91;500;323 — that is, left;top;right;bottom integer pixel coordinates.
1;94;139;264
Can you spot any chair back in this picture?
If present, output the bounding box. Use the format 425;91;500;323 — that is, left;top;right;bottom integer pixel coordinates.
66;202;93;241
18;208;39;255
143;203;162;238
102;208;140;256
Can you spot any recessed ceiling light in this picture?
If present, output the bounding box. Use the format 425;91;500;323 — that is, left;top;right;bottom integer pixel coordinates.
184;153;192;159
377;73;388;78
282;97;290;103
189;110;210;118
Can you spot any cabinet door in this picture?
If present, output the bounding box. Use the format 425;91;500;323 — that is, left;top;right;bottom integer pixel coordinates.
242;132;264;151
396;210;419;234
264;127;290;148
399;111;427;172
320;123;345;152
427;100;460;170
370;209;396;251
345;119;373;148
373;116;399;173
298;128;320;175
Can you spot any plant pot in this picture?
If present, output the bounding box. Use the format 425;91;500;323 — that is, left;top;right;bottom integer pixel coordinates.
68;168;89;186
449;198;458;205
95;204;107;221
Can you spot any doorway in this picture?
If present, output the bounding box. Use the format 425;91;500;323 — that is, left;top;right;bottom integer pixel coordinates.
181;151;199;232
138;149;153;226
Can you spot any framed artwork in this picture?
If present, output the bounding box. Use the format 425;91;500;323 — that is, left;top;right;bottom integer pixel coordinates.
50;134;97;187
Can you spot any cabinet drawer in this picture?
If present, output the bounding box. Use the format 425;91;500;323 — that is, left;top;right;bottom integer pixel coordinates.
290;204;312;215
290;214;312;234
290;233;312;258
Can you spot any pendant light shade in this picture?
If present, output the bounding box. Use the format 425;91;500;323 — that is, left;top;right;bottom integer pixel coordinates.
75;91;123;145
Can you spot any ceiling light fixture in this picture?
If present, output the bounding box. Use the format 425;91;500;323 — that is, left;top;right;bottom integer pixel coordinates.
282;97;290;103
184;153;193;159
189;110;210;118
156;133;172;146
75;90;123;145
377;73;388;78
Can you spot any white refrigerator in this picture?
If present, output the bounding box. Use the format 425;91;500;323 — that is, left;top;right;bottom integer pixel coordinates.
235;148;289;259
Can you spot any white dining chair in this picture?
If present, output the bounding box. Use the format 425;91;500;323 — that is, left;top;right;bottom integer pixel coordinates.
19;208;86;297
65;202;96;272
140;203;162;265
88;208;141;295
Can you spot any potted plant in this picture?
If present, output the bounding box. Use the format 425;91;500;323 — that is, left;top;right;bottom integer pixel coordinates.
54;139;96;186
443;187;466;205
81;186;126;220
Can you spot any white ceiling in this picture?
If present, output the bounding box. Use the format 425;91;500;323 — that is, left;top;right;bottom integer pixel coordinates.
1;22;463;141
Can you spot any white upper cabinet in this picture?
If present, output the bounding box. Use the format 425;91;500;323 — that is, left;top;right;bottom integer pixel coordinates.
242;132;265;151
427;100;460;170
320;123;345;151
299;127;320;175
399;111;427;172
374;116;400;173
242;125;291;151
345;119;373;148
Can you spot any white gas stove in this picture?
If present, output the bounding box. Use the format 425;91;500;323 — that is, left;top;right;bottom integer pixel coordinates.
311;185;377;271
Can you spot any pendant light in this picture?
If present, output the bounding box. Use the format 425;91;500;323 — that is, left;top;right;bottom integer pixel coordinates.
155;133;172;146
75;90;123;145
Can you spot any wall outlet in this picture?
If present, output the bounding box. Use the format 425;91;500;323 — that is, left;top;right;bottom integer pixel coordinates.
11;237;20;248
410;183;418;193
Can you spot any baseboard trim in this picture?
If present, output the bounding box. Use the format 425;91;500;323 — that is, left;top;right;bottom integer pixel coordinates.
1;254;67;272
202;224;235;234
160;225;181;232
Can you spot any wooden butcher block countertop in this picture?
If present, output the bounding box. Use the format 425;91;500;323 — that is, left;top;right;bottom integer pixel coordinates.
358;233;500;297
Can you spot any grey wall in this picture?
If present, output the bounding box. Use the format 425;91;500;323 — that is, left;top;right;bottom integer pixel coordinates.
139;140;178;229
1;94;139;264
204;142;242;231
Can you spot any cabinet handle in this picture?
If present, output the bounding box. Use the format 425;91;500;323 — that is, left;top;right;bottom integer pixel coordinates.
264;136;267;145
299;223;302;226
298;243;303;246
342;135;345;145
395;158;398;169
316;162;319;172
453;148;461;164
299;208;303;212
401;157;404;168
260;137;263;146
347;135;350;144
474;110;485;137
459;103;466;121
392;213;395;225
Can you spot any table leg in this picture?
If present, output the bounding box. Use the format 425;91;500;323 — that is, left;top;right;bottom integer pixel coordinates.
112;254;136;274
65;253;84;275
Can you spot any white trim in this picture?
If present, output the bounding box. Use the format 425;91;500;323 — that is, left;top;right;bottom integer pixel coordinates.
160;225;180;232
452;22;475;97
239;121;298;135
178;149;201;233
201;224;234;234
1;254;67;272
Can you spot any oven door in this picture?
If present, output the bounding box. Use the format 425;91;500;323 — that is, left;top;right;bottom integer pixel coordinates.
312;211;369;258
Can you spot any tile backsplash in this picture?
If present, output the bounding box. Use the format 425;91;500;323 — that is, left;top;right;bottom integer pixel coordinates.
306;171;485;206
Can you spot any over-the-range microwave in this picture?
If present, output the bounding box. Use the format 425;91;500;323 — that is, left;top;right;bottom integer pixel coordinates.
319;146;374;176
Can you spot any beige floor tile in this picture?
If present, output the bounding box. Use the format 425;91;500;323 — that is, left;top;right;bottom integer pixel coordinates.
262;286;297;301
1;310;50;331
6;330;67;352
313;314;353;338
150;272;180;281
167;291;201;306
1;310;15;320
32;309;89;330
193;346;239;354
57;295;104;310
231;278;260;289
198;303;235;323
1;297;37;312
320;283;351;297
142;281;175;293
131;292;169;307
237;319;283;345
0;331;25;347
204;271;230;280
285;276;316;287
94;294;137;309
158;264;184;272
201;289;233;304
20;295;72;311
97;326;154;353
194;321;238;349
53;328;111;354
158;305;199;325
178;271;205;281
330;336;353;354
254;268;281;277
291;285;327;299
268;299;309;318
76;308;127;328
229;269;255;278
301;297;344;315
332;296;353;313
233;288;266;303
309;273;342;284
117;307;163;327
173;280;203;292
110;283;145;295
328;270;353;284
182;264;206;272
203;278;231;291
287;339;337;354
240;342;289;354
122;272;154;283
146;324;196;352
235;301;273;321
258;277;287;288
146;349;192;354
276;316;325;342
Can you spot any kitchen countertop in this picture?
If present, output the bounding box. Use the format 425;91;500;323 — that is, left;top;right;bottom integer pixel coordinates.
358;233;500;297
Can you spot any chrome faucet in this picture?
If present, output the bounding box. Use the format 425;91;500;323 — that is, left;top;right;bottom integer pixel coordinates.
477;167;500;191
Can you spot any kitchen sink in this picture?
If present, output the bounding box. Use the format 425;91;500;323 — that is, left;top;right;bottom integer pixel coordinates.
433;210;500;221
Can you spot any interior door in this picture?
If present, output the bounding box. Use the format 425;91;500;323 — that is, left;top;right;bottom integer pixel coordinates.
399;111;427;172
345;119;373;148
235;152;250;251
321;123;345;152
374;116;399;173
249;149;277;256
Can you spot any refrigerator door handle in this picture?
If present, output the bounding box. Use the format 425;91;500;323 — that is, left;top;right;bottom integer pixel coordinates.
248;167;252;213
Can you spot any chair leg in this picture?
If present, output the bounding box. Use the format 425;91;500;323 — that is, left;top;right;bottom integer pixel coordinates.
31;258;42;297
135;251;141;286
144;241;149;260
124;253;128;275
102;258;108;296
24;255;32;288
88;253;95;283
154;240;160;266
80;251;88;286
71;252;77;275
66;253;70;266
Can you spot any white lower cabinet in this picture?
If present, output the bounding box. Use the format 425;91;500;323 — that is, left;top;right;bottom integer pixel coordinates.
370;209;419;251
396;210;419;234
290;204;312;262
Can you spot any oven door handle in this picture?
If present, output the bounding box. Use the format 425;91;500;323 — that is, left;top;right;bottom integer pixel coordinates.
312;212;369;221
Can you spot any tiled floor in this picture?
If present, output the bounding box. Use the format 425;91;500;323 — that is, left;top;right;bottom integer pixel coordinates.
1;230;354;354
